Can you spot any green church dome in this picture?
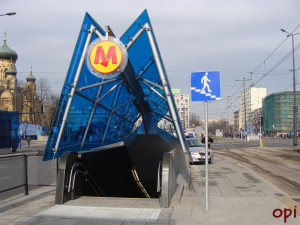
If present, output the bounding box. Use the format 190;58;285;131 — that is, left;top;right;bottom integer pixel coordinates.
26;67;36;81
0;32;18;61
6;63;17;76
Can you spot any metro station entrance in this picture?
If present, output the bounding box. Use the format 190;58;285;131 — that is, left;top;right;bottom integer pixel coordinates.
44;10;190;207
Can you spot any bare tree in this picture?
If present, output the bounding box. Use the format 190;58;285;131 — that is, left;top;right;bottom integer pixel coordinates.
251;109;262;134
190;113;203;127
36;78;52;105
43;93;59;133
17;79;25;89
35;78;60;132
208;118;228;134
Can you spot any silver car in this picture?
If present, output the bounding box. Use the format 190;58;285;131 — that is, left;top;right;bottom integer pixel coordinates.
186;138;214;164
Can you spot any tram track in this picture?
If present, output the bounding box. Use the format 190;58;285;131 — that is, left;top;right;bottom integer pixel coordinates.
216;149;300;195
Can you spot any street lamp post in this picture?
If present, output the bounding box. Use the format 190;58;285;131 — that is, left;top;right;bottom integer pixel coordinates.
0;12;16;16
1;12;17;111
236;78;251;141
281;29;300;146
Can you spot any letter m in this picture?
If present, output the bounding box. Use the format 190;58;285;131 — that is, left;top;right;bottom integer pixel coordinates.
94;46;117;67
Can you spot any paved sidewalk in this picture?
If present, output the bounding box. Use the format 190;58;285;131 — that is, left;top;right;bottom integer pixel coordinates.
1;155;300;224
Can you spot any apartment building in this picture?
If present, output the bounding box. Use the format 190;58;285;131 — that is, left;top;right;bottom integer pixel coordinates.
239;87;266;130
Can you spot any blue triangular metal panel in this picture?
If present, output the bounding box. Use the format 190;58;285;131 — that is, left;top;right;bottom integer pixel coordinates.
43;10;185;161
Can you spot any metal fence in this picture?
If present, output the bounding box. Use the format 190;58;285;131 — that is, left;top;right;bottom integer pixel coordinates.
0;153;29;196
0;152;56;198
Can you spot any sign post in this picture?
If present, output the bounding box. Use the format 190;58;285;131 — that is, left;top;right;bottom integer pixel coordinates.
204;100;209;213
191;71;221;213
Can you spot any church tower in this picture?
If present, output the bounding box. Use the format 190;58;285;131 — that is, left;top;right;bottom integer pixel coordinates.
0;32;18;111
0;32;42;125
21;67;42;124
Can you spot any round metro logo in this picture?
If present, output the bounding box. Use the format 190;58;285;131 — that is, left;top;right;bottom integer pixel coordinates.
89;40;123;74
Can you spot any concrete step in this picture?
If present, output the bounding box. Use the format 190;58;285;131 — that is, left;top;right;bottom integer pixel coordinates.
65;196;161;208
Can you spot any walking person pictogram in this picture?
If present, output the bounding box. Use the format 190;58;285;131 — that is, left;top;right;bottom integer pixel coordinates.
201;72;212;93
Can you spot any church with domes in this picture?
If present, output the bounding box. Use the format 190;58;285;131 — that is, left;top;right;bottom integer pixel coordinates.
0;32;42;125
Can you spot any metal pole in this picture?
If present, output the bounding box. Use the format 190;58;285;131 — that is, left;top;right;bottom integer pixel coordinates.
102;84;122;144
24;155;29;195
14;78;17;111
204;101;208;213
81;78;105;148
236;78;250;141
54;25;95;152
259;117;262;147
243;79;247;141
145;23;188;154
280;29;300;146
291;34;297;146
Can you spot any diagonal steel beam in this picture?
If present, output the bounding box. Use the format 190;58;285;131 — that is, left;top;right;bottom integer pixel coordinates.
142;81;167;101
54;25;95;152
139;78;163;90
95;80;123;103
136;58;154;79
102;85;122;144
144;23;188;153
80;77;106;148
76;78;121;92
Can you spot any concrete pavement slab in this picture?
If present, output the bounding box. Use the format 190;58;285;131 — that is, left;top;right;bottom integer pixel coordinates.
25;205;161;225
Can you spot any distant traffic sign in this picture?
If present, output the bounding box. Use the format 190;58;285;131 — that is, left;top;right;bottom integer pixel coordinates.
191;71;221;101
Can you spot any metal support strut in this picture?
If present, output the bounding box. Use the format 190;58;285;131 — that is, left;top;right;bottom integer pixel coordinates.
144;23;188;154
54;25;97;153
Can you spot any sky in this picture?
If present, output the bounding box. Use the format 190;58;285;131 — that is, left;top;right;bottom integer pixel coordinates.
1;0;300;120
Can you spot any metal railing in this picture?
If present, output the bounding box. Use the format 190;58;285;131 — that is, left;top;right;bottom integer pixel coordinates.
0;152;57;199
67;161;105;199
0;153;30;196
157;161;162;193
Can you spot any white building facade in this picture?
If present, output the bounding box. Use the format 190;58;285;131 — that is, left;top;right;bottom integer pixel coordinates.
173;91;190;129
155;89;191;132
239;87;267;130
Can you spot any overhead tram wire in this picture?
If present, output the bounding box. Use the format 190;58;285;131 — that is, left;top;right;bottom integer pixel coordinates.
249;24;299;80
250;24;300;85
219;45;300;118
218;24;300;119
251;37;289;75
252;43;300;86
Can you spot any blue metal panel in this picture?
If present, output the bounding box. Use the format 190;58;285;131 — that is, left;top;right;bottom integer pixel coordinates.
0;110;19;149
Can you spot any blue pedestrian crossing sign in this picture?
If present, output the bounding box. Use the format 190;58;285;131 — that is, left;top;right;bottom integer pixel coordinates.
191;71;221;101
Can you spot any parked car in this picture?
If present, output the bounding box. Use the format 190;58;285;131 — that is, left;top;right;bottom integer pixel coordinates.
186;138;214;164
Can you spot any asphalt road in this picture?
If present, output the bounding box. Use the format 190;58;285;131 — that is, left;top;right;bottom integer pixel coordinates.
212;137;300;197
